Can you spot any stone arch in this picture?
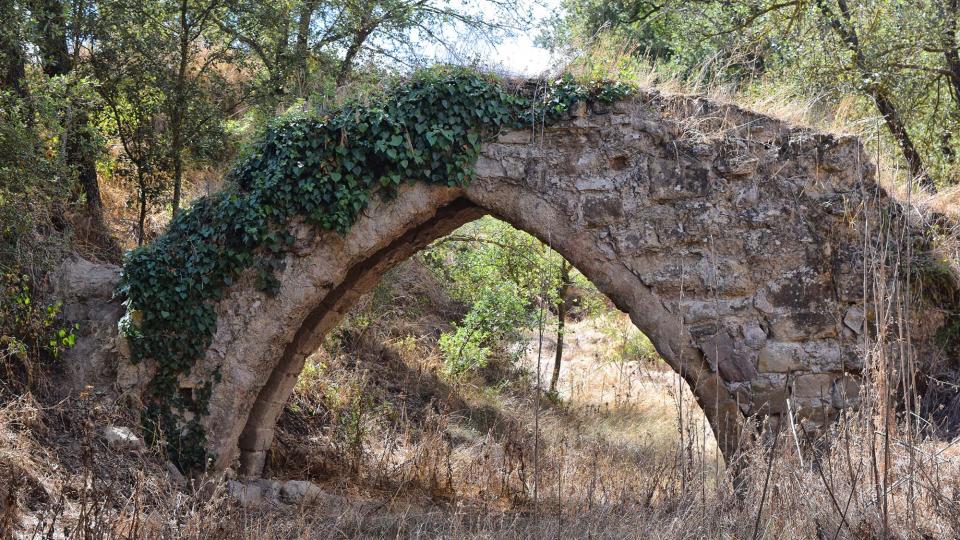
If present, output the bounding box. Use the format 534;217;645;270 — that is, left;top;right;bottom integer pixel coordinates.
225;184;744;477
136;89;942;476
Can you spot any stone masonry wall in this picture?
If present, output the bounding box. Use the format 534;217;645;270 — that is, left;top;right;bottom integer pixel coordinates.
66;86;948;477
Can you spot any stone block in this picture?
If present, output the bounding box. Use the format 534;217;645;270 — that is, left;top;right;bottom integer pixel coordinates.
752;373;787;393
802;340;843;372
792;374;835;400
103;426;143;451
741;321;767;350
474;155;507;178
238;426;276;451
681;300;720;324
239;451;267;477
719;353;758;382
843;305;864;334
648;158;711;201
228;480;265;507
699;329;758;382
757;342;803;373
698;330;731;372
766;271;834;310
768;310;837;341
752;388;789;415
497;130;533;144
614;226;659;254
280;480;329;505
753;289;778;315
582;193;624;227
51;257;122;303
794;403;838;427
831;376;861;409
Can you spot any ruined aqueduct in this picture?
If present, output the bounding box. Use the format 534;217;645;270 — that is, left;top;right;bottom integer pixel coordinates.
58;86;952;477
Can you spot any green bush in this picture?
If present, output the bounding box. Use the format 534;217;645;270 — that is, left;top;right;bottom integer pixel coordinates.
0;273;77;393
0;90;75;276
438;280;532;374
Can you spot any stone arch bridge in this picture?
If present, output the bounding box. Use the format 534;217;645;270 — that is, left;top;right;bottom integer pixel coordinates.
59;86;952;477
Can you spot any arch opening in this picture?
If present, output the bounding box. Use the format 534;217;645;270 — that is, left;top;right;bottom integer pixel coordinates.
231;195;739;477
263;216;722;496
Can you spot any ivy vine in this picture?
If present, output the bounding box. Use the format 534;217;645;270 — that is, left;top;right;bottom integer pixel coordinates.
118;66;633;472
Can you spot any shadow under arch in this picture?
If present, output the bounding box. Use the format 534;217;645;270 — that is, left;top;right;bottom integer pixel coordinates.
183;94;889;477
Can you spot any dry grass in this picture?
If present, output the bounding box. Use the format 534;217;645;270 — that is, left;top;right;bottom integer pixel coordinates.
0;256;958;538
248;259;960;539
98;155;228;252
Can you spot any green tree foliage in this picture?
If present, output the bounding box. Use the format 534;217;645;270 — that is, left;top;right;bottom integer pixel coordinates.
218;0;518;106
91;0;245;235
2;0;525;257
0;0;29;101
424;217;559;374
0;80;94;273
548;0;960;188
422;217;604;378
0;0;118;255
437;283;531;374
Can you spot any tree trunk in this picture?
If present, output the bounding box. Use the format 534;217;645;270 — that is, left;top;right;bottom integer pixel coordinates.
870;89;933;190
171;145;184;219
1;0;30;102
815;0;933;190
549;262;572;395
336;23;374;87
943;0;960;105
68;110;109;230
270;9;290;98
33;0;71;77
292;0;318;92
169;0;190;219
137;169;148;246
33;0;116;249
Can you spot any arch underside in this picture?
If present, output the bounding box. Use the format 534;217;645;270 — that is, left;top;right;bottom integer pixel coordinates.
179;92;928;476
233;193;742;477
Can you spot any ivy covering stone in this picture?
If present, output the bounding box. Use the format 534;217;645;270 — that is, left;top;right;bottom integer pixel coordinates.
118;66;633;471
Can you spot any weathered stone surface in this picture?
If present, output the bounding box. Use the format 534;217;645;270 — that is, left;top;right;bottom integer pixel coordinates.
582;193;624;226
51;256;121;306
227;478;345;508
802;340;843;372
648;158;711;201
843;305;864;334
768;310;837;341
227;480;269;507
280;480;330;505
700;330;757;382
52;86;954;478
831;376;861;409
155;95;942;475
757;342;803;373
793;401;840;427
103;425;143;451
165;461;186;487
741;321;767;350
792;374;836;400
50;257;124;394
753;388;789;415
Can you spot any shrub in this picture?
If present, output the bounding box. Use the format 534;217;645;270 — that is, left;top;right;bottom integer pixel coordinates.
0;274;77;394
